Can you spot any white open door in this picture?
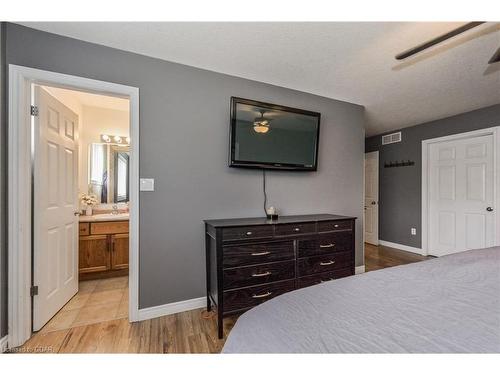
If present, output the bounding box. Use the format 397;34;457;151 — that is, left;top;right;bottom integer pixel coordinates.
33;86;79;331
428;134;495;256
364;151;379;245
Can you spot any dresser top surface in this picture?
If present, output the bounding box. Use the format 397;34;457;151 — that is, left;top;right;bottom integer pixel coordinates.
204;213;356;228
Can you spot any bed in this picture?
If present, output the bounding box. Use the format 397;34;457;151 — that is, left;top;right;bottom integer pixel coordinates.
222;246;500;353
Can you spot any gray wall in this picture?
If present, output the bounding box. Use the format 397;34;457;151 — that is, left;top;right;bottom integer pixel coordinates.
366;104;500;248
3;23;364;314
1;22;6;338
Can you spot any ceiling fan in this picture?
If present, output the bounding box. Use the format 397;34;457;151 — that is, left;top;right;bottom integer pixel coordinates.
395;22;499;64
253;110;271;133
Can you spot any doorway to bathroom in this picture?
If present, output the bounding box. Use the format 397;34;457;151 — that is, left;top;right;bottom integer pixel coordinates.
8;65;139;348
31;85;131;333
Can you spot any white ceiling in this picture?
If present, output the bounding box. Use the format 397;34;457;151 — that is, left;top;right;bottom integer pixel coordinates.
20;22;500;136
45;85;130;111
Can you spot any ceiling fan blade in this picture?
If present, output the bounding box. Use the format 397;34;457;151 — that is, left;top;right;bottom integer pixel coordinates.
488;47;500;64
395;22;486;60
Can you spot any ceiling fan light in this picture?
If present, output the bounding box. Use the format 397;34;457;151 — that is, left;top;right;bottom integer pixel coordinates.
253;111;270;133
253;124;270;133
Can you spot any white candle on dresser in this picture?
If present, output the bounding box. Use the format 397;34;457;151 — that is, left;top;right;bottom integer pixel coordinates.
266;206;276;215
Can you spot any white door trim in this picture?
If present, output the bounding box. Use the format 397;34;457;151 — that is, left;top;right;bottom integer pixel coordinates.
8;65;140;348
421;126;500;256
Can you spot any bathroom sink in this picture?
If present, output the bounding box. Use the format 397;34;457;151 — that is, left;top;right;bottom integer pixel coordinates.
79;212;129;222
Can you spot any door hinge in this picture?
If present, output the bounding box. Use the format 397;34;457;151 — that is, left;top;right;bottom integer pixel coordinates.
30;105;39;117
30;285;39;297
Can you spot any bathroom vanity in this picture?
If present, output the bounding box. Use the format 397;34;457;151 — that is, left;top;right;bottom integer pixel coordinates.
78;213;129;280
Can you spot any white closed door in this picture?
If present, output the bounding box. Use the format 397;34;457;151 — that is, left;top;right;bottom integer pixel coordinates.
428;134;495;257
364;151;379;245
33;86;79;331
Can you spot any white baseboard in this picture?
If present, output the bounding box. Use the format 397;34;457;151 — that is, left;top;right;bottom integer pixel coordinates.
355;265;365;274
0;335;8;353
137;296;206;321
379;240;424;256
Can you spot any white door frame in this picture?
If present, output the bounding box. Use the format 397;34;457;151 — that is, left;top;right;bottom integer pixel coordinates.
364;151;379;245
8;65;140;348
421;126;500;256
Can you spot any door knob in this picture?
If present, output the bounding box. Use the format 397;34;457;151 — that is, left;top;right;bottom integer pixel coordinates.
486;207;494;212
371;201;377;205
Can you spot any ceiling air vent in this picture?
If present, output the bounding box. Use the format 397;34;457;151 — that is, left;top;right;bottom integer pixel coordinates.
382;132;402;145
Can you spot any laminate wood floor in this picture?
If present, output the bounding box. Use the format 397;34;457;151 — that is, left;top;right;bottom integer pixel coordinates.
16;244;429;353
364;242;432;272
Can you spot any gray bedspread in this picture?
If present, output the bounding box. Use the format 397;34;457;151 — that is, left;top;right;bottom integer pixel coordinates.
223;247;500;353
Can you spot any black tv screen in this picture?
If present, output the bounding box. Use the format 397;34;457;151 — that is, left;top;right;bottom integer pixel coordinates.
229;97;320;171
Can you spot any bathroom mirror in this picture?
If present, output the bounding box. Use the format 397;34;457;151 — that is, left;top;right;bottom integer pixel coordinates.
88;143;130;203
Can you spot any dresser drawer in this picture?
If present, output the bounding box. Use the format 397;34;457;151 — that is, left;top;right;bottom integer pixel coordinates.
90;221;129;235
298;231;353;258
297;268;353;288
298;252;353;276
79;223;90;236
223;260;295;289
222;225;273;241
223;280;295;313
318;220;352;232
275;222;316;236
223;241;294;268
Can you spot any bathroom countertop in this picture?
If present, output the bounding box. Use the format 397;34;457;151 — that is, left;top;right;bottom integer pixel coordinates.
79;212;130;222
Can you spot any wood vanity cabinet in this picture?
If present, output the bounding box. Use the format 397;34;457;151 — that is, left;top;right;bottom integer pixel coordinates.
78;221;129;280
79;234;110;274
111;233;130;270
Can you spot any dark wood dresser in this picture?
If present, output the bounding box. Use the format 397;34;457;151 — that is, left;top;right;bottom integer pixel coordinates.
204;213;356;338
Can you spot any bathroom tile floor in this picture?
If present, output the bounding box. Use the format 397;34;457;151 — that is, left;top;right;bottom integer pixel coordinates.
39;276;129;334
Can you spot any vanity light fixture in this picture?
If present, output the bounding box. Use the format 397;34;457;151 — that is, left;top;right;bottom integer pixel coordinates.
101;134;130;145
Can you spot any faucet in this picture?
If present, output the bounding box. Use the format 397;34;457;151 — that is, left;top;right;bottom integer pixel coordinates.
112;204;119;215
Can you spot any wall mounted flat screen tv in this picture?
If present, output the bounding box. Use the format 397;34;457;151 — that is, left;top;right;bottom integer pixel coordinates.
229;97;321;171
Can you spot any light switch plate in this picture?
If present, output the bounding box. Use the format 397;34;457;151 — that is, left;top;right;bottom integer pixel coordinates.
140;178;155;191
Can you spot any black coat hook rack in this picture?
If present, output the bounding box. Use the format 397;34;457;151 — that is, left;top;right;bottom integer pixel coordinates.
384;160;415;168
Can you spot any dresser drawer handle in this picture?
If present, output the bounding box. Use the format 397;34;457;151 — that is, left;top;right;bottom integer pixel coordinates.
293;227;301;232
245;231;253;236
251;271;272;277
320;260;335;266
320;243;335;248
251;251;271;256
333;224;339;228
252;291;272;299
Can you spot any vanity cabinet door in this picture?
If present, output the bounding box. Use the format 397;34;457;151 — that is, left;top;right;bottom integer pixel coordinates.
111;233;129;270
79;235;110;274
